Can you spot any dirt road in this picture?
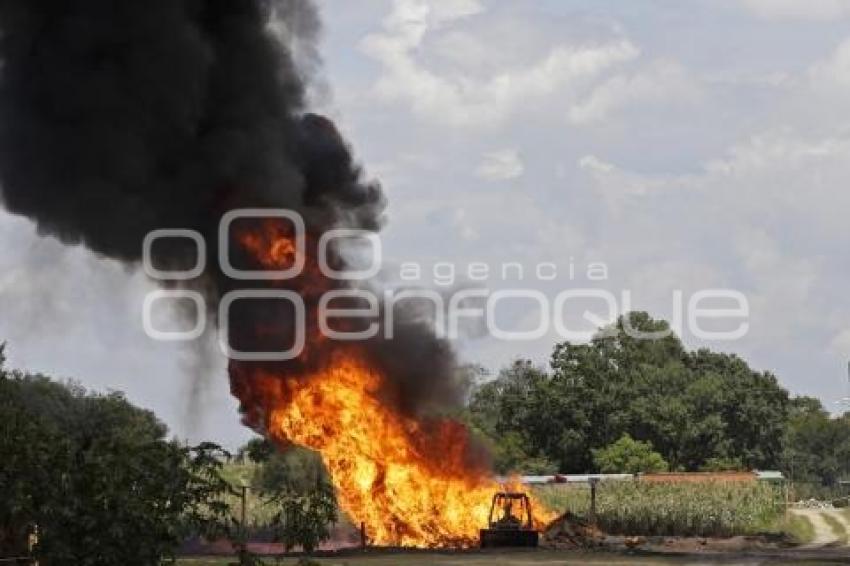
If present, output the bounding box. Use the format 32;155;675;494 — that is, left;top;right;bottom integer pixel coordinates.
789;508;850;547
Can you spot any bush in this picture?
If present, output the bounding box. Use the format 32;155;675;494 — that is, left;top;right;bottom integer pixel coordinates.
268;481;338;554
592;434;668;474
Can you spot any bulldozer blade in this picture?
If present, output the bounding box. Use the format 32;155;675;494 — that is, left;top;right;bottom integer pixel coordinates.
479;529;539;548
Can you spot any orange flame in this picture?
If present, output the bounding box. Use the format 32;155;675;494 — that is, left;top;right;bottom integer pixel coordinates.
238;219;297;270
242;350;554;547
231;223;556;547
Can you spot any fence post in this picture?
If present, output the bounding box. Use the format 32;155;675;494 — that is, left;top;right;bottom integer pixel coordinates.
240;481;248;532
589;478;598;526
360;521;367;550
784;479;790;522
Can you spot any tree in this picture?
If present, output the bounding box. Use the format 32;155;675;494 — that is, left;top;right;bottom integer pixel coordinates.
466;360;560;474
238;437;275;464
471;430;557;475
782;398;850;486
247;442;339;555
253;445;329;493
592;434;668;474
0;362;232;564
268;480;337;554
467;312;792;473
0;370;66;555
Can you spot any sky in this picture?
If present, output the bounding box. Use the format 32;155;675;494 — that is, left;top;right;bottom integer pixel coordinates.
2;0;850;448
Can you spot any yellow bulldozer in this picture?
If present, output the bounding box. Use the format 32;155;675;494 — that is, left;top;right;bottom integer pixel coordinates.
479;492;539;547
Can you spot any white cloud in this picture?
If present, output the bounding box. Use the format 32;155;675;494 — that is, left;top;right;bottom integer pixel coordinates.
583;127;850;241
325;0;850;405
578;154;692;216
741;0;850;21
451;208;479;241
729;228;820;343
360;0;639;127
568;61;702;124
580;127;850;353
475;148;524;181
427;0;484;25
810;37;850;91
829;329;850;355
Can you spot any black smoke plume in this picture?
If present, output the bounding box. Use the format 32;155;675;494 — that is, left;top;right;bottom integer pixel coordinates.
0;0;466;426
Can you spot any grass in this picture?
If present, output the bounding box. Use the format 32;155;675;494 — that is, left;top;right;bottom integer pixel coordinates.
821;513;848;544
783;513;815;545
533;481;783;537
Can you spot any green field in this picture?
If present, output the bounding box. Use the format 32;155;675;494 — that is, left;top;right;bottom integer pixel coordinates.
533;481;784;537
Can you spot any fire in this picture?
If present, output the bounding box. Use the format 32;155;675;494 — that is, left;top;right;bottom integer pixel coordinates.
238;350;554;547
230;221;556;547
237;219;298;270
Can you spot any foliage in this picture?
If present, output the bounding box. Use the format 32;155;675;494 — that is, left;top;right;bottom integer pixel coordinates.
231;439;339;555
468;312;792;473
267;480;338;554
466;361;559;475
781;397;850;486
592;434;668;474
468;312;850;487
535;480;782;537
237;437;275;464
0;365;232;564
253;445;329;494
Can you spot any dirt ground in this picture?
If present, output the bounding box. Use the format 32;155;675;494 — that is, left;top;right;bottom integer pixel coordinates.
176;548;850;565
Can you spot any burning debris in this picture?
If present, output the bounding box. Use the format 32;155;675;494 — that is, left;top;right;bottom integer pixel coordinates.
542;512;607;550
0;0;553;547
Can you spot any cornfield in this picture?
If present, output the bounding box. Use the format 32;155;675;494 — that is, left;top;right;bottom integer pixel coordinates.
534;481;783;537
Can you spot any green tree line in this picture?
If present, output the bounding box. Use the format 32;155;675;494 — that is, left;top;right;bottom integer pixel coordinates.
466;312;850;487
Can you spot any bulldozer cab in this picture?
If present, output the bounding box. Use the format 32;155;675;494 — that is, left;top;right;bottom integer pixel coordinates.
488;492;533;530
480;491;538;547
